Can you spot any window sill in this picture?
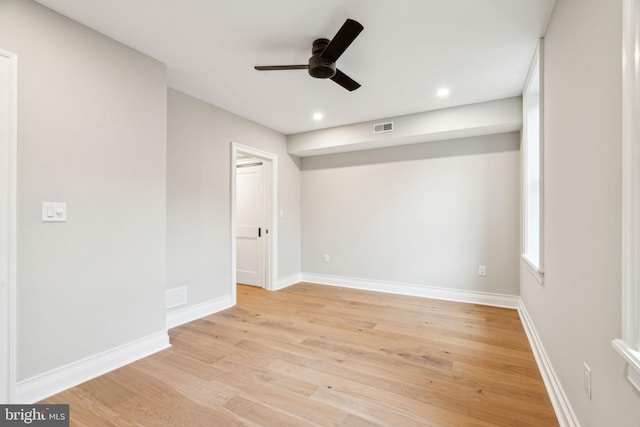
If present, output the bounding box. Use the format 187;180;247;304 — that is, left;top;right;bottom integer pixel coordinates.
612;339;640;393
521;254;544;285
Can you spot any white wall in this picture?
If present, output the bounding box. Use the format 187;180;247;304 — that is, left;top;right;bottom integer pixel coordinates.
521;0;640;425
302;132;520;296
0;0;168;381
167;89;301;306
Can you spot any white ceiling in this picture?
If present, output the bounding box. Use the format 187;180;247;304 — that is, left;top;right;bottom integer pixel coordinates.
34;0;556;135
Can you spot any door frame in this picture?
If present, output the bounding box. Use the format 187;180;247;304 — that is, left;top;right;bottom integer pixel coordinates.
230;142;278;304
0;49;17;403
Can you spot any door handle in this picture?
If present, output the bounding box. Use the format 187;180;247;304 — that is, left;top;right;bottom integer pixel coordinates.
258;227;261;237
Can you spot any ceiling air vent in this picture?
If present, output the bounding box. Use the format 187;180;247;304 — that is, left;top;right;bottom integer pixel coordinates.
373;122;394;134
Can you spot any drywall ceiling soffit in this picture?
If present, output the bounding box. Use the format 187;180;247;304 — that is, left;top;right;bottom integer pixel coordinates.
288;97;523;157
34;0;556;135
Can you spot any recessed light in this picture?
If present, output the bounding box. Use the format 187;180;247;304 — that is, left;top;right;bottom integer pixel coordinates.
313;112;324;121
437;87;451;98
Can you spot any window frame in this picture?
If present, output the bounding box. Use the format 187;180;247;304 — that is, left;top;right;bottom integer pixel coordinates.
612;0;640;393
521;40;545;285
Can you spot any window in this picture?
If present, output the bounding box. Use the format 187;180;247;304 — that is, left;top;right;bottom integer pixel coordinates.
522;40;544;283
612;0;640;393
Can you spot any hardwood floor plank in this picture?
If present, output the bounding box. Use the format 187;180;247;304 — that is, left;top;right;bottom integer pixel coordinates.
268;358;500;427
213;363;347;425
213;358;318;397
311;383;441;427
267;358;472;416
128;354;237;407
41;283;558;426
338;414;385;427
113;367;246;427
45;388;129;427
223;396;317;427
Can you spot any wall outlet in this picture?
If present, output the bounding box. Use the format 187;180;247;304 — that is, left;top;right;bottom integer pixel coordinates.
478;265;487;276
323;254;330;263
583;363;592;399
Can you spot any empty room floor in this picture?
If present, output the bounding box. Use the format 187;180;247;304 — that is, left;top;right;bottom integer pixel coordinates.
43;283;558;426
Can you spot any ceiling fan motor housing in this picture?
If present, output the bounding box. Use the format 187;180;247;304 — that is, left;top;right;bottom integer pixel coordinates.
254;19;363;91
309;38;336;79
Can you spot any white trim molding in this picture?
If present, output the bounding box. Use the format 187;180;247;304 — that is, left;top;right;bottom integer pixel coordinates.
166;295;233;329
521;39;545;286
612;339;640;392
16;331;170;403
521;254;545;285
301;273;520;309
519;300;581;427
275;273;301;291
0;49;18;403
613;0;640;393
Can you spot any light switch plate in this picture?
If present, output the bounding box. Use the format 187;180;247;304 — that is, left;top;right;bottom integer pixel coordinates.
42;202;67;222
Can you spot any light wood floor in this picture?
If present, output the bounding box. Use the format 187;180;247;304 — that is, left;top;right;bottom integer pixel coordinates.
43;283;558;426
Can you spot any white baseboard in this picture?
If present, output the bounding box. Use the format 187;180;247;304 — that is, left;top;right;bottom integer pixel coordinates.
518;300;580;427
16;331;170;404
166;295;233;329
275;273;301;291
300;273;520;309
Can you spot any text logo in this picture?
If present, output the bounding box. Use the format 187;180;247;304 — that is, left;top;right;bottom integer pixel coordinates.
0;405;69;426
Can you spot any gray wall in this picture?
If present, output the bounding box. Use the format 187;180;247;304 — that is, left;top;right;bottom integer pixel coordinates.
0;0;168;380
302;132;520;296
520;0;640;425
167;89;301;305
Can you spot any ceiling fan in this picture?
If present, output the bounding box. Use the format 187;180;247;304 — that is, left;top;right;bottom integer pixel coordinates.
254;19;364;91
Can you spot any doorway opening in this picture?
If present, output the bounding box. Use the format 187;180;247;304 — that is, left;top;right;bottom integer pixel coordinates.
236;159;266;288
230;143;278;305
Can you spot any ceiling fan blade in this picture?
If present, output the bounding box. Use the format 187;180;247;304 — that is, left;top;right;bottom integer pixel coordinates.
254;65;309;71
321;19;364;63
331;69;361;91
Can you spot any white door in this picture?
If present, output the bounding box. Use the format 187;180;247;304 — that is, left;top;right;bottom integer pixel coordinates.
236;163;264;287
0;50;16;403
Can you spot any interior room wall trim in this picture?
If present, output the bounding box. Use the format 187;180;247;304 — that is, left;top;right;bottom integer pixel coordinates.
612;0;640;393
0;48;17;404
275;273;302;291
16;331;170;404
166;295;234;329
300;273;519;309
518;300;580;427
